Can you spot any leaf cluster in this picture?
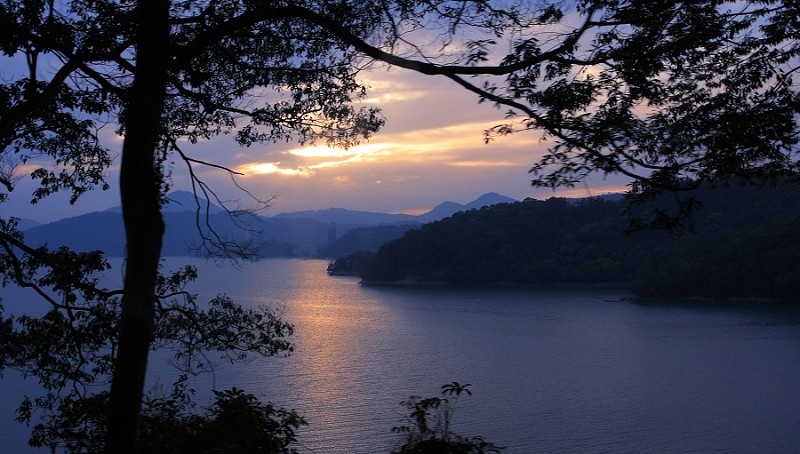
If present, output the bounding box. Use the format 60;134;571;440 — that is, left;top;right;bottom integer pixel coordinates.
25;386;306;453
478;1;800;196
0;257;294;450
392;382;502;454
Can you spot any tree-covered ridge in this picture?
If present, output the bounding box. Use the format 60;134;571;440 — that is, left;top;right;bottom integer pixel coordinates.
354;196;631;284
336;183;800;302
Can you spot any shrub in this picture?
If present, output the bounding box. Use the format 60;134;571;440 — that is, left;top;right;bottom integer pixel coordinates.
392;382;503;454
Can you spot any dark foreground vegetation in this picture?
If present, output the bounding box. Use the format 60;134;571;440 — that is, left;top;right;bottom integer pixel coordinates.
28;382;497;454
330;183;800;303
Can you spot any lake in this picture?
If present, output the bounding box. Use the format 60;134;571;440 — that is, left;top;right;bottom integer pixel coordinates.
2;257;800;452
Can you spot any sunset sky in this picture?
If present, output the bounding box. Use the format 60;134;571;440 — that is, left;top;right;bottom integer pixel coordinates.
7;63;630;223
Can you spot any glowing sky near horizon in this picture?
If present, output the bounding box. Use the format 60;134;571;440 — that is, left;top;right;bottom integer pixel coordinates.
4;64;630;223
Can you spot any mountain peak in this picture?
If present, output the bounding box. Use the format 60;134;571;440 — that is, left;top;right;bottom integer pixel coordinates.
417;192;517;222
468;192;517;208
164;190;225;214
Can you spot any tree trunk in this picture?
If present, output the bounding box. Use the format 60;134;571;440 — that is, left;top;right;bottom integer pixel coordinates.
104;0;170;452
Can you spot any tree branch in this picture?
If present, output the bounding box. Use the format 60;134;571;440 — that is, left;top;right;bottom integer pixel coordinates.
176;4;600;77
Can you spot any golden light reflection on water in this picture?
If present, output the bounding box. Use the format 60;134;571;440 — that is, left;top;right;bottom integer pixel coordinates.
174;258;406;451
252;262;402;448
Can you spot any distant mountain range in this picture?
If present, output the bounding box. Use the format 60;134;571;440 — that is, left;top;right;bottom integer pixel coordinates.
272;192;517;224
17;191;520;258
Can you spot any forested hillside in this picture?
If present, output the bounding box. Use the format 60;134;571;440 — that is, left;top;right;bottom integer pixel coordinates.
331;183;800;302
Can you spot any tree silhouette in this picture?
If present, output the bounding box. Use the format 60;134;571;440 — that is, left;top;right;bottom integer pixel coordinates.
1;1;798;452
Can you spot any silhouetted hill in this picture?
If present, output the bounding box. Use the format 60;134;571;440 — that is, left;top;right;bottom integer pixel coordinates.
23;212;126;255
336;184;800;302
16;218;42;230
417;201;464;222
468;192;518;207
354;196;630;285
416;192;517;222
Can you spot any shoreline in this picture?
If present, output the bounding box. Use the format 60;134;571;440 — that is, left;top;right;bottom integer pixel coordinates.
358;278;799;305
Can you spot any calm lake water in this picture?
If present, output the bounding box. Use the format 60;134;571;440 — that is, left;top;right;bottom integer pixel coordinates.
2;257;800;452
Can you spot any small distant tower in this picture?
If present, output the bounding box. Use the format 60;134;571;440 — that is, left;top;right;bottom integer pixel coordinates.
327;222;337;246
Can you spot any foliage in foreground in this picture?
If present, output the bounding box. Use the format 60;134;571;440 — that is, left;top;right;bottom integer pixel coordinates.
22;378;497;453
141;387;306;454
393;382;503;454
26;386;305;454
0;261;294;452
